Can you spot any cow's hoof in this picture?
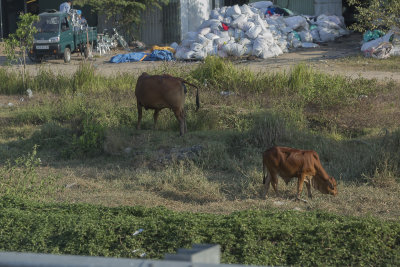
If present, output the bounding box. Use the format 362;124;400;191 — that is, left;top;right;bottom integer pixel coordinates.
295;198;308;203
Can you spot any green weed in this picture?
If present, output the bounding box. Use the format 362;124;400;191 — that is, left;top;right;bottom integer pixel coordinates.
0;196;399;266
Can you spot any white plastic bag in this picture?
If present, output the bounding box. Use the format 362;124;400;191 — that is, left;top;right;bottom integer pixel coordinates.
190;42;204;52
284;16;308;31
231;14;247;30
364;42;392;58
225;5;241;17
238;38;252;46
223;17;232;25
231;43;246;57
361;32;393;52
181;39;196;48
199;27;211;36
299;30;313;43
205;32;219;41
240;4;254;16
196;34;210;45
234;28;245;40
214;36;230;46
210;10;220;20
242;21;255;32
246;25;262;39
302;42;319;48
318;27;339;42
310;28;321;42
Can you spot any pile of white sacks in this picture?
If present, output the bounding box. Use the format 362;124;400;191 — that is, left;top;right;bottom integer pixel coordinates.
173;1;349;60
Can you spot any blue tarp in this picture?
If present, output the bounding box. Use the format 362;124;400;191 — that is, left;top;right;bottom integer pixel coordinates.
109;50;174;63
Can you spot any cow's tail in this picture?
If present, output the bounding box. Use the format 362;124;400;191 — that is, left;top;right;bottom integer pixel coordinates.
182;80;200;111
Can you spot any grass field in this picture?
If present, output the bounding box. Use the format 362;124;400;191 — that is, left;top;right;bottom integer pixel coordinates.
0;57;399;264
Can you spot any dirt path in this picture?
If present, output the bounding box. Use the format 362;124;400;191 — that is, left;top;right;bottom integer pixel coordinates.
1;33;399;81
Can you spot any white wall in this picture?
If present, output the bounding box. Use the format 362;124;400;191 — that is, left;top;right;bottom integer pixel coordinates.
180;0;212;40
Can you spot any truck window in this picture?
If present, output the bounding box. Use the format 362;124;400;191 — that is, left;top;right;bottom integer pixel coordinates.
35;16;60;33
61;17;69;31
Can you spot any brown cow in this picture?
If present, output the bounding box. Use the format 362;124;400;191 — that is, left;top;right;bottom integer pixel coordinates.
135;72;199;136
262;146;337;200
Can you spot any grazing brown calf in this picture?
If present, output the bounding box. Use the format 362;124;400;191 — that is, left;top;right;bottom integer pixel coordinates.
262;146;338;200
135;72;199;136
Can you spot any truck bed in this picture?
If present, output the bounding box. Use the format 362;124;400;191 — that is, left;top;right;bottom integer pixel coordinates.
74;27;97;46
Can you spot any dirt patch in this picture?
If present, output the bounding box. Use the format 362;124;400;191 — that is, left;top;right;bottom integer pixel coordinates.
2;33;400;81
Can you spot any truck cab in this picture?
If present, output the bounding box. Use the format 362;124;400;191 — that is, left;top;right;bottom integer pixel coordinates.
30;11;97;63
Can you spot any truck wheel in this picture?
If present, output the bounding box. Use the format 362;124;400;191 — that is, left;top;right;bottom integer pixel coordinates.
84;45;92;59
64;47;71;63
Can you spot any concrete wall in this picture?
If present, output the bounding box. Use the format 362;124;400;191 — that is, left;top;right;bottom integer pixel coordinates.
180;0;212;39
314;0;342;16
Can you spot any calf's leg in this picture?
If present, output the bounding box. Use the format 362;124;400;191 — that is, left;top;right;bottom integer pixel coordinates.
296;173;307;201
305;178;313;199
263;169;271;199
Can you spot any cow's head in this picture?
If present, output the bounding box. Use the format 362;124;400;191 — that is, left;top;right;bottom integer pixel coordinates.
314;175;338;196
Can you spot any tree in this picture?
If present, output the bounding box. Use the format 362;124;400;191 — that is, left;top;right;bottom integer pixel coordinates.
75;0;169;40
347;0;400;32
3;13;39;89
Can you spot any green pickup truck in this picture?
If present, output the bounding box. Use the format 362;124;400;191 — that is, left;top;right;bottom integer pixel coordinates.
29;11;97;63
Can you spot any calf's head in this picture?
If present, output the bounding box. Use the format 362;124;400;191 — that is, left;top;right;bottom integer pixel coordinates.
314;176;338;196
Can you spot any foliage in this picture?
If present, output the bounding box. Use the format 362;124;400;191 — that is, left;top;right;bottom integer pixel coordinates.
75;0;169;40
347;0;400;32
0;196;399;265
0;147;60;199
3;13;39;89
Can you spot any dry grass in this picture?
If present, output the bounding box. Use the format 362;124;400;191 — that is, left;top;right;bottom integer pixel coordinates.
51;164;400;220
338;55;400;73
1;62;400;223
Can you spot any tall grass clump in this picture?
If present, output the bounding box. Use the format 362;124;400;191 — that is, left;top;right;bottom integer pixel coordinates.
190;56;266;93
73;63;97;93
0;68;24;94
31;68;72;93
246;112;289;149
271;64;381;109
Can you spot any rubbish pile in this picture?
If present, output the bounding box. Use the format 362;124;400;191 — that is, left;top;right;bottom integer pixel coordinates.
361;28;400;59
174;1;349;60
69;9;88;30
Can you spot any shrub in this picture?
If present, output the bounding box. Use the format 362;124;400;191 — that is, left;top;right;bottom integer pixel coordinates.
0;197;399;266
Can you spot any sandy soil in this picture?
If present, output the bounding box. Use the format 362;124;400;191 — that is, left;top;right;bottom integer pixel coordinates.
1;33;399;81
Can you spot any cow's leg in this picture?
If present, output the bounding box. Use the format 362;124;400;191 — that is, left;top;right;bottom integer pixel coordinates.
137;102;143;130
153;109;160;129
173;108;185;136
296;174;307;201
305;177;312;199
